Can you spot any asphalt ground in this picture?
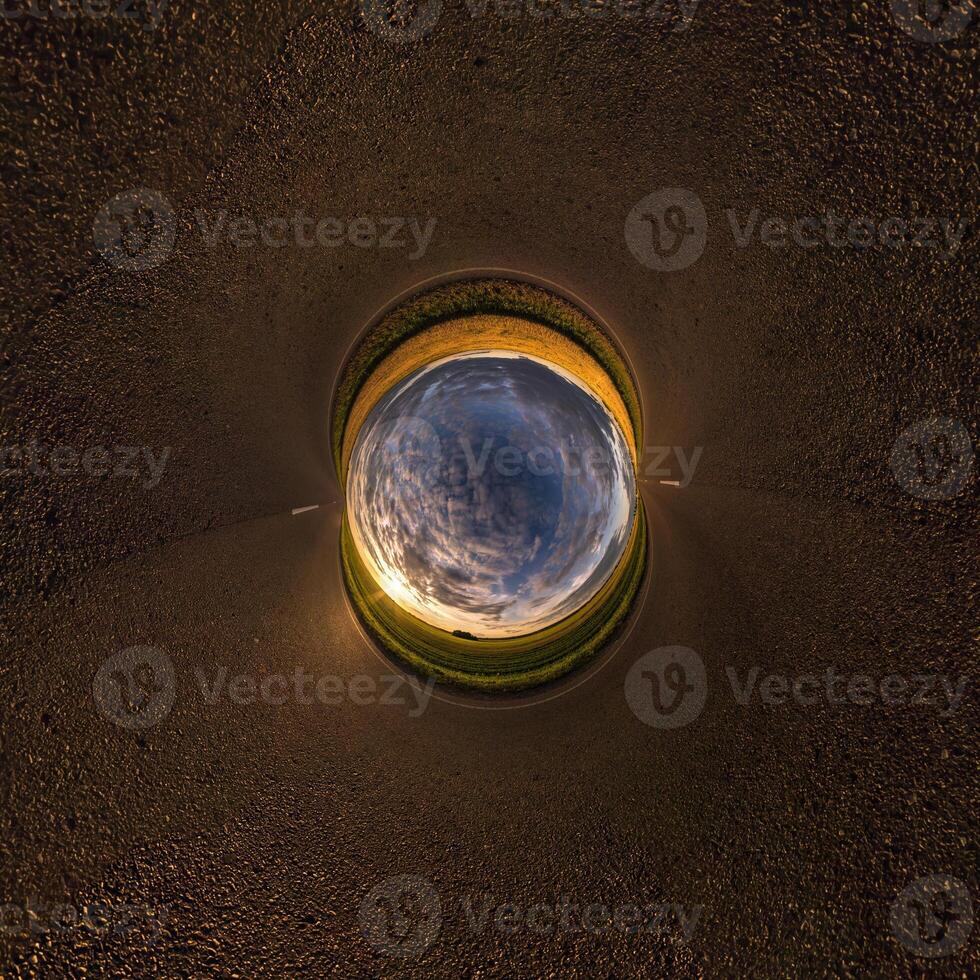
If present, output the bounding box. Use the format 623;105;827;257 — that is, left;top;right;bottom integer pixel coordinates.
1;1;976;975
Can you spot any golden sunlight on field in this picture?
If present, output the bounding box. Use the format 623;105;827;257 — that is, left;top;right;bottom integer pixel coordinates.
340;314;638;478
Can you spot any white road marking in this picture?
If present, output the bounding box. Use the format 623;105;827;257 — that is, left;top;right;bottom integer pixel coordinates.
659;480;682;487
291;504;321;515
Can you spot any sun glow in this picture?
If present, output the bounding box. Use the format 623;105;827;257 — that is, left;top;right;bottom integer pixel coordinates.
375;568;415;607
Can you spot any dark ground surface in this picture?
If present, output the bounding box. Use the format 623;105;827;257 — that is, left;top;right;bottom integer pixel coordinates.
1;0;977;975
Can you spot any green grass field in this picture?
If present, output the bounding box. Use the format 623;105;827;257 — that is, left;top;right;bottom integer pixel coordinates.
341;504;647;693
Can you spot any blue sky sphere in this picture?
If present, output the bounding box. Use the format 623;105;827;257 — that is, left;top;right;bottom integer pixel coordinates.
347;351;636;637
